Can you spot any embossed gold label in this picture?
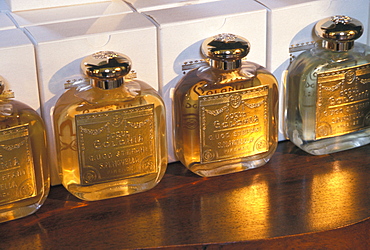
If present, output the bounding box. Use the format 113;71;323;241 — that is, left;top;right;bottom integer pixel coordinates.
0;124;36;205
316;63;370;139
199;86;269;163
76;104;156;185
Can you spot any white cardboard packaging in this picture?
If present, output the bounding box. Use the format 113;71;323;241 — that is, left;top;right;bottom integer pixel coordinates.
8;0;132;27
124;0;221;12
0;12;16;30
4;0;110;12
254;0;370;140
24;13;158;185
0;0;9;10
141;0;268;162
0;28;40;114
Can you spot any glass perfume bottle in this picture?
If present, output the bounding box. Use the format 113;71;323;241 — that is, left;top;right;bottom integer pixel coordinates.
173;33;279;177
0;81;49;223
285;15;370;155
53;51;167;201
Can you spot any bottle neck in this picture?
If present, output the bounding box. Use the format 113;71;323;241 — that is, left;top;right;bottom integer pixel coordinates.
322;40;354;52
91;77;124;90
210;59;242;71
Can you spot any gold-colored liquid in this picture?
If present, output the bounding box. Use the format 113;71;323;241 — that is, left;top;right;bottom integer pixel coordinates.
174;63;278;177
0;99;49;223
53;81;167;201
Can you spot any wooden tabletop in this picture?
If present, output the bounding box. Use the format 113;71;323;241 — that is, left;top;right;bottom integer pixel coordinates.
1;141;369;249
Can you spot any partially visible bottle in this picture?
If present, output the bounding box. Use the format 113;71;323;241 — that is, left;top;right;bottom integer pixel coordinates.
53;51;167;201
173;33;279;177
0;81;49;223
285;15;370;155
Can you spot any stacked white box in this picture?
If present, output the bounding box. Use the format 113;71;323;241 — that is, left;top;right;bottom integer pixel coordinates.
0;0;9;10
8;0;132;27
0;12;15;30
24;13;158;185
137;0;267;162
124;0;221;12
4;0;109;12
0;28;40;114
254;0;370;140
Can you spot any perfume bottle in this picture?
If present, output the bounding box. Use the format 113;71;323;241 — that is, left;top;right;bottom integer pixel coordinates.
0;81;49;223
173;33;278;177
285;15;370;155
53;51;167;201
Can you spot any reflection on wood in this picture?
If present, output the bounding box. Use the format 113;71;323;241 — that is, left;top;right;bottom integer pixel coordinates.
0;141;369;249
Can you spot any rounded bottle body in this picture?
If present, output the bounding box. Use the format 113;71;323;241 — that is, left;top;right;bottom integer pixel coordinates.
174;62;278;177
285;43;370;155
53;80;167;201
0;98;49;223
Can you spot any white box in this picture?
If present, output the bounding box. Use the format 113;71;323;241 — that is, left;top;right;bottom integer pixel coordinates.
255;0;370;141
0;28;40;113
0;12;16;30
4;0;110;12
8;0;132;27
124;0;221;12
0;0;9;10
25;13;158;185
142;0;267;162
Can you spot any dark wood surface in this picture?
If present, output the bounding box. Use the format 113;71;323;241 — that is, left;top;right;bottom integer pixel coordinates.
1;141;369;249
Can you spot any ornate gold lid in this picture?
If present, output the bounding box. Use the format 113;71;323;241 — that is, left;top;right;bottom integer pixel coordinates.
201;33;250;70
81;51;131;89
315;15;363;51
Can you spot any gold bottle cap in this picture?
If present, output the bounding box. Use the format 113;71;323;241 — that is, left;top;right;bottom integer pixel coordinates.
201;33;250;70
81;51;131;89
315;15;363;51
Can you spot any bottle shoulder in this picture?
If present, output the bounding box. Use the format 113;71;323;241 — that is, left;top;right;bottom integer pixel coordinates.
127;79;165;103
175;62;277;94
0;99;44;129
289;43;370;74
56;80;162;105
0;99;40;117
54;80;165;117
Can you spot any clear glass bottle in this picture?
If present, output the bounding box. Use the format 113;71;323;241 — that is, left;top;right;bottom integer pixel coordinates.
0;81;49;223
285;15;370;155
53;51;167;201
173;33;279;177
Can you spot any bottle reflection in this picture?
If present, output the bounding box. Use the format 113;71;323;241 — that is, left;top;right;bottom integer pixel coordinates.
308;160;357;231
199;173;270;240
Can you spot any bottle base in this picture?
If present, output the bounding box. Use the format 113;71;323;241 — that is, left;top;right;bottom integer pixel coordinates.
291;130;370;155
65;174;160;201
0;203;42;223
188;157;271;177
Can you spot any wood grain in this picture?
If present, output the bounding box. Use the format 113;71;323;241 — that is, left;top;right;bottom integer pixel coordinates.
0;141;369;249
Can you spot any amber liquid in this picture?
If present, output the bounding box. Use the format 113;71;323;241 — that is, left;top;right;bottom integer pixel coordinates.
174;63;278;177
0;99;49;223
53;81;167;201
